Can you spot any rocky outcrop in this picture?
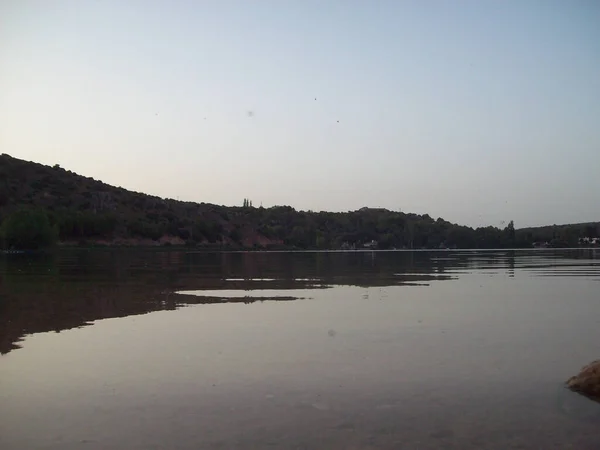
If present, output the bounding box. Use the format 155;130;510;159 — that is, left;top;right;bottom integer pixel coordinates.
566;360;600;402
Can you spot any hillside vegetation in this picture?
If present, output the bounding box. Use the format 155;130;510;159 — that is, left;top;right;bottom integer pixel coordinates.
0;154;598;250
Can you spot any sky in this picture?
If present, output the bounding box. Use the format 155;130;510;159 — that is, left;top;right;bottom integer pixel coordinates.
0;0;599;228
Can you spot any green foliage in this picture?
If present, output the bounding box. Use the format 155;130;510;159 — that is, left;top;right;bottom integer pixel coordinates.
0;208;58;250
54;211;117;239
126;219;164;240
584;225;598;238
192;220;223;243
0;184;8;207
1;154;599;250
229;227;242;243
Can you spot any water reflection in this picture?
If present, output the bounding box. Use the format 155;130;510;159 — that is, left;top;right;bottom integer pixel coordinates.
2;249;600;449
1;249;599;355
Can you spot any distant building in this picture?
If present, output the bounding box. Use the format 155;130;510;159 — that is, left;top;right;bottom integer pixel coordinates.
363;240;378;249
579;237;600;246
533;241;550;248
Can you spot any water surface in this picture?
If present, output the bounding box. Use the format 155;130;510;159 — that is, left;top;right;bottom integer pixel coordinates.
1;249;600;449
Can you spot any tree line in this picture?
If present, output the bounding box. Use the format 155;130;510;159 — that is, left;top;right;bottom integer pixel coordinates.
0;154;598;250
1;204;598;251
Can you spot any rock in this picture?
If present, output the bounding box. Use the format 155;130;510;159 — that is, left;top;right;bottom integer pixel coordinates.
566;360;600;402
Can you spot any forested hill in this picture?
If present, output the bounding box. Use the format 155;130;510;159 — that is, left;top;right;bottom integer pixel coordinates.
0;154;598;250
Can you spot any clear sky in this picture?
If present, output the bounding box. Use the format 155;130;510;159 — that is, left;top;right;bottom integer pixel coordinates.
1;1;599;228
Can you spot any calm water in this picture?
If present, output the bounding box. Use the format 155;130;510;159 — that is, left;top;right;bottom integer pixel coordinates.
1;249;600;449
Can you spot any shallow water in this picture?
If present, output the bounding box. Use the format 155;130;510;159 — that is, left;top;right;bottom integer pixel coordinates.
1;249;600;449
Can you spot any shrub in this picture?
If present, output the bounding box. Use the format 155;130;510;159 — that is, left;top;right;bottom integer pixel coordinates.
0;208;58;250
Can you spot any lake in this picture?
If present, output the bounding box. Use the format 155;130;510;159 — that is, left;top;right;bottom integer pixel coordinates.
1;249;600;449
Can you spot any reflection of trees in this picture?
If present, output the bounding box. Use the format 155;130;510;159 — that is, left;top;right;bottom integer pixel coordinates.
508;250;515;278
1;250;446;355
3;249;587;355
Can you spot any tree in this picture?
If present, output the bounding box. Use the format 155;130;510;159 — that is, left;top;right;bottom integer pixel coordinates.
0;208;58;250
585;225;598;238
504;220;516;245
229;227;242;243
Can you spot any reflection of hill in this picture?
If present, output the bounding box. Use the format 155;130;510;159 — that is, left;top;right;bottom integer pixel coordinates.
1;249;597;355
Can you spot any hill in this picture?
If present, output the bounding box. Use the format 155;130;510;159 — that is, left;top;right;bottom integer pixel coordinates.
0;154;598;250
